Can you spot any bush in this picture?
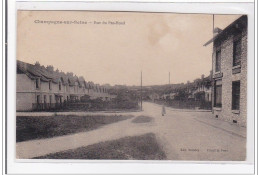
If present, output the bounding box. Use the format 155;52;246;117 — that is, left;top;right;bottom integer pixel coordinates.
80;95;91;102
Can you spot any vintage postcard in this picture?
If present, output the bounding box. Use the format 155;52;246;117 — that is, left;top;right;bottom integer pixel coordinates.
16;10;248;161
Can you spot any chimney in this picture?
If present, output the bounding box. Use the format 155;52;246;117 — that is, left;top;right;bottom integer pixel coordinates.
66;72;73;76
46;65;54;72
213;27;222;37
201;74;205;79
35;61;40;67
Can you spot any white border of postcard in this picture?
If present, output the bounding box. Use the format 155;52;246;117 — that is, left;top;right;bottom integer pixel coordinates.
5;0;255;174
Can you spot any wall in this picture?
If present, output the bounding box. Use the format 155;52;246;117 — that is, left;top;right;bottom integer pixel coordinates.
16;93;35;111
16;74;34;92
16;74;114;111
16;74;35;111
212;29;247;127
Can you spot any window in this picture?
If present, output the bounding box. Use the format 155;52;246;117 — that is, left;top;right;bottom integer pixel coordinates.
214;80;222;107
49;81;52;90
36;78;40;89
59;82;61;91
215;49;221;72
233;37;242;67
44;95;47;104
36;95;41;104
49;95;52;104
232;81;240;110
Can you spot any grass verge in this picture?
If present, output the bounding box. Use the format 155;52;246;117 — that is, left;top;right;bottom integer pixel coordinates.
132;116;153;123
34;133;166;160
16;115;133;142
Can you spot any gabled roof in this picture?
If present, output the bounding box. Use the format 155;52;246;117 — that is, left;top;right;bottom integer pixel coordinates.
60;75;69;85
78;76;85;82
87;81;95;89
68;76;77;86
78;76;86;87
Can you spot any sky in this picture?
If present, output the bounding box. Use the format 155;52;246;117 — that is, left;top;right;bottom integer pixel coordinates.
17;11;241;86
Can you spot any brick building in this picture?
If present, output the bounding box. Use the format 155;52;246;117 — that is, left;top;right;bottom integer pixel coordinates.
16;60;114;111
204;15;247;126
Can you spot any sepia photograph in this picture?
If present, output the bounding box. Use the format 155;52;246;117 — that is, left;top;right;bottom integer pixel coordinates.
16;10;248;161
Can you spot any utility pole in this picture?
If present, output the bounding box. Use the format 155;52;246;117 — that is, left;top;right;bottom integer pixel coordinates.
169;72;170;85
141;71;143;111
211;14;215;113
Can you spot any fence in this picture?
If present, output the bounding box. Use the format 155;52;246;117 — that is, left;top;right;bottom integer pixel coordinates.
32;100;139;112
32;103;65;111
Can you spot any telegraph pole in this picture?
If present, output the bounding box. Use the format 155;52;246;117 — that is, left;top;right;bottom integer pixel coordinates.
211;14;215;113
169;72;170;85
141;71;143;111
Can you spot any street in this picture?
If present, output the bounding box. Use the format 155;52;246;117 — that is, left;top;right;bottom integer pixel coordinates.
17;102;246;161
141;102;246;161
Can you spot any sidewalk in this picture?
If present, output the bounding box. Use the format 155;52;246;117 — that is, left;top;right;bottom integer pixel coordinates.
192;115;246;138
16;115;150;159
152;103;211;112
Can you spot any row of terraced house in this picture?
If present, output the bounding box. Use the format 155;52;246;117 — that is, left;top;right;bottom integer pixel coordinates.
16;60;115;111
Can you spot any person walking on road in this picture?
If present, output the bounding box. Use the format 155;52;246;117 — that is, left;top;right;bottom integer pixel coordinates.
162;105;166;116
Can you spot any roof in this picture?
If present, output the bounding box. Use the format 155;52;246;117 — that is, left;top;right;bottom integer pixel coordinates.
17;60;89;86
60;75;69;85
17;60;49;82
68;76;77;86
78;76;85;82
204;15;247;46
78;76;86;87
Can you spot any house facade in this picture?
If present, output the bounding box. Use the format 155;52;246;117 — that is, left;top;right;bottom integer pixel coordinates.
190;75;212;102
149;93;160;102
16;60;115;111
205;15;247;126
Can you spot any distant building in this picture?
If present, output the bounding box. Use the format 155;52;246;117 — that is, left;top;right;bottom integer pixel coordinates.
16;60;115;111
191;74;212;102
149;93;160;102
169;93;176;100
204;15;247;126
183;74;212;102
